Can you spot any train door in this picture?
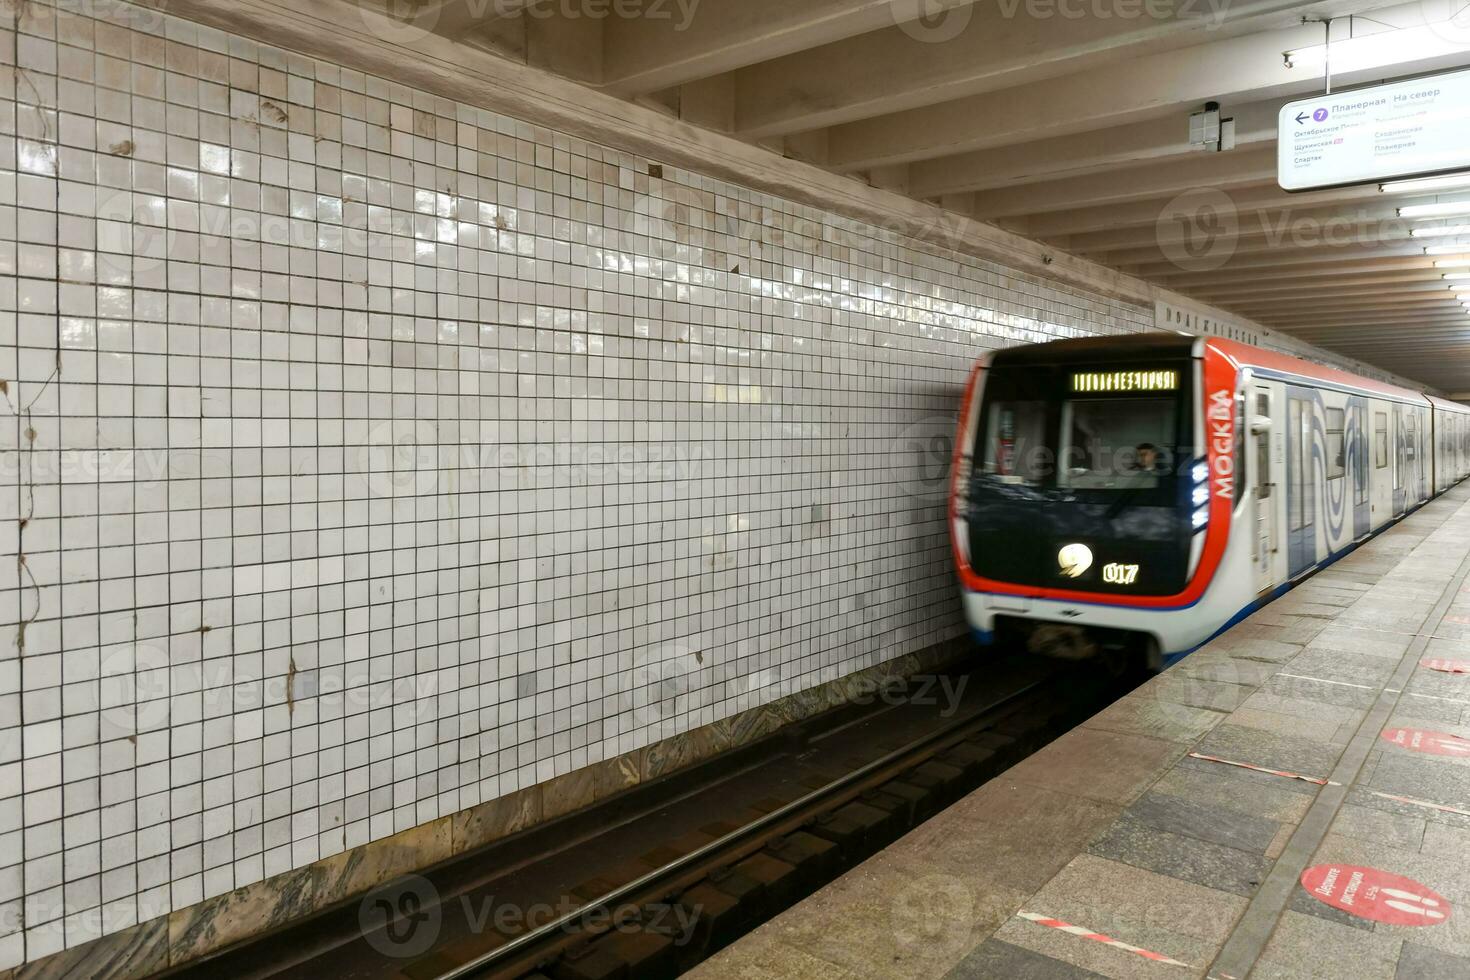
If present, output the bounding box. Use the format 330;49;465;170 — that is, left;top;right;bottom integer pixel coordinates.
1393;404;1408;517
1409;409;1423;502
1252;386;1276;591
1352;399;1370;539
1287;389;1316;577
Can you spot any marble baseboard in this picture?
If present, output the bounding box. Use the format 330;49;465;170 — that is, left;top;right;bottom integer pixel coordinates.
8;635;969;979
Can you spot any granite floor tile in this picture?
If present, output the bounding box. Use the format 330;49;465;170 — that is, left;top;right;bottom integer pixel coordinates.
1422;818;1470;856
1329;802;1427;851
1238;688;1368;726
1286;879;1378;932
1173;753;1323;798
1144;673;1255;714
944;939;1106;980
993;913;1212;980
1202;634;1303;664
1228;619;1328;645
1401;673;1470;708
1302;834;1470;958
1122;791;1281;853
1251;609;1343;631
1086;816;1271;897
1194;722;1344;781
1396;941;1470;979
1139;766;1314;823
1279;647;1400;686
1079;695;1224;745
1226;705;1345;744
1384;695;1469;726
1265;821;1296;860
686;930;861;980
1218;655;1288;687
994;854;1244;979
741;850;1028;980
1343;785;1470;833
1006;728;1184;807
1419;635;1470;660
1022;854;1247;944
1307;625;1414;660
1266;673;1382;711
914;782;1124;894
1254;910;1402;980
1339;608;1434;634
1368;750;1470;807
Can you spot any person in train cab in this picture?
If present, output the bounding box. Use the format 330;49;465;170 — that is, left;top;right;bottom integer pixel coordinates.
1131;443;1164;473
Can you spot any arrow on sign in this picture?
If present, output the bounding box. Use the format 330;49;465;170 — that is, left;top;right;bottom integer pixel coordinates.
1295;112;1310;125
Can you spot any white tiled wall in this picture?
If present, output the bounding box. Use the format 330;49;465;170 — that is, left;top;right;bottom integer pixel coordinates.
0;0;1173;967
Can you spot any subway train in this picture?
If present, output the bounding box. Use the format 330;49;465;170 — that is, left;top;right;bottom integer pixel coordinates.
948;334;1470;670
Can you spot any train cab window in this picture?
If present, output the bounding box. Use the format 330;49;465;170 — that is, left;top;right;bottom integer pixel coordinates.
981;399;1047;485
1058;397;1175;490
1326;408;1346;480
1375;413;1388;468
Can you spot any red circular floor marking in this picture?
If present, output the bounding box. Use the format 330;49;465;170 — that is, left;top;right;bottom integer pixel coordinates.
1421;658;1470;674
1301;865;1451;926
1381;727;1470;757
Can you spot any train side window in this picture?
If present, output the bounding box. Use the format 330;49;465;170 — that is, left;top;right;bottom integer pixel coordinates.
1375;413;1387;468
1326;408;1345;480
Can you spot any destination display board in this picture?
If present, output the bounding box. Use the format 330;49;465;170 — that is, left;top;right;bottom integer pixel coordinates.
1278;68;1470;191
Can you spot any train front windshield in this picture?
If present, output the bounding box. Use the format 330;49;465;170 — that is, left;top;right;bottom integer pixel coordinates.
967;362;1196;596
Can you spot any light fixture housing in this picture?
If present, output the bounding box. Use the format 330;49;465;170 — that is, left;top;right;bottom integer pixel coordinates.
1284;20;1470;75
1411;224;1470;239
1382;173;1470;195
1400;202;1470;219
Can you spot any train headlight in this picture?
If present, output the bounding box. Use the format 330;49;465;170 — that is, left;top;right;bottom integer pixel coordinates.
1192;506;1210;530
1192;484;1210;507
1192;461;1209;484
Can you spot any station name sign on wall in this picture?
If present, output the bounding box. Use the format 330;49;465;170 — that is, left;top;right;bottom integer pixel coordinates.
1278;68;1470;191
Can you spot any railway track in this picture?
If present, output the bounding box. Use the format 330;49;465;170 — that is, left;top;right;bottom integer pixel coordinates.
403;665;1130;980
160;653;1137;980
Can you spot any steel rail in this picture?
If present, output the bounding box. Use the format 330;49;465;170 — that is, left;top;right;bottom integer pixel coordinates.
428;673;1053;980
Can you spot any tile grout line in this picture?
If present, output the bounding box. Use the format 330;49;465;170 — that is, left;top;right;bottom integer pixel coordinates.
1207;499;1470;980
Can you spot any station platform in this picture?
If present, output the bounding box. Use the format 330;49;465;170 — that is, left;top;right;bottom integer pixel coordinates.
689;485;1470;980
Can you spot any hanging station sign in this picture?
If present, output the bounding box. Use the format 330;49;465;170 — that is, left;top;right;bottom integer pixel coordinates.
1277;68;1470;191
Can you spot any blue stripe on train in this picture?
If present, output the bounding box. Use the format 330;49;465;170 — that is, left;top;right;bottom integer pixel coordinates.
1161;496;1433;664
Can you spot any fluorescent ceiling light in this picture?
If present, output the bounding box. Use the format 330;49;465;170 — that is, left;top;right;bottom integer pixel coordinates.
1445;272;1470;280
1425;245;1470;255
1411;224;1470;238
1382;173;1470;195
1400;202;1470;219
1435;259;1470;268
1284;20;1470;75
